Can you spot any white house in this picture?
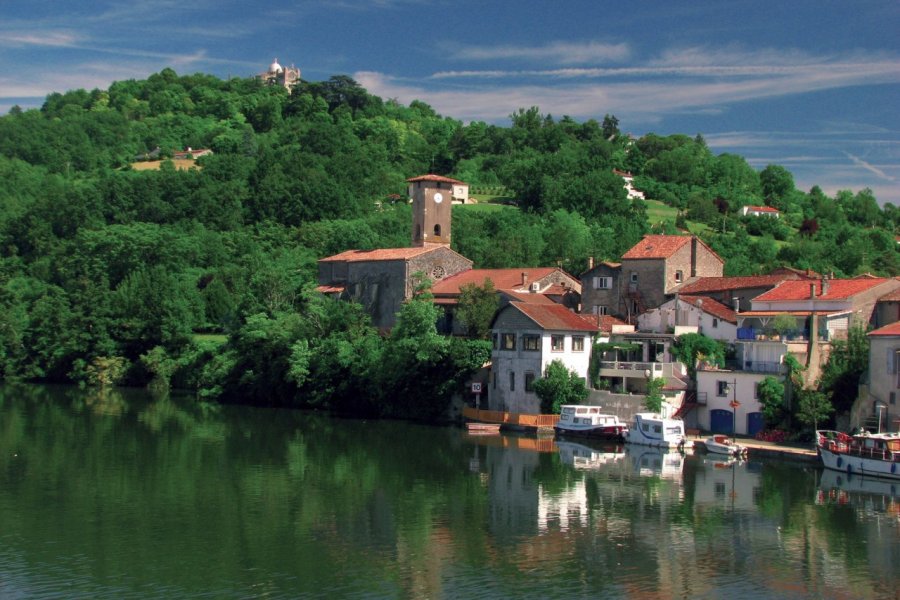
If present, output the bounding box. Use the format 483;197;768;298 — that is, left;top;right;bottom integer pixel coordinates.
741;205;780;218
638;295;737;342
695;368;774;436
613;169;646;200
490;302;599;414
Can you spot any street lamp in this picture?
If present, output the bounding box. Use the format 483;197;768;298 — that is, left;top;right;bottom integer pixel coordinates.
728;379;740;437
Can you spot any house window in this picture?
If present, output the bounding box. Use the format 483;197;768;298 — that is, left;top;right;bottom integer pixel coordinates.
509;371;515;391
594;305;609;316
502;333;516;350
712;318;719;328
525;372;535;392
675;270;683;283
572;336;585;352
593;276;612;289
717;381;730;397
523;334;540;351
551;335;564;352
630;272;638;283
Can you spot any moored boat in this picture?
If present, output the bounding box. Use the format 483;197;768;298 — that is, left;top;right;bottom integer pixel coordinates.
703;434;748;458
625;413;692;450
817;429;900;480
554;405;628;440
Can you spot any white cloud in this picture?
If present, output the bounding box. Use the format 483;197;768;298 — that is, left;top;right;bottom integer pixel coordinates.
448;41;631;65
0;30;83;48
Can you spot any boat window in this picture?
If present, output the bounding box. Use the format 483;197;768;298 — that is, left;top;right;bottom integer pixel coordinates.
562;407;574;415
589;408;599;414
667;427;682;435
653;425;662;433
576;407;587;414
642;423;650;432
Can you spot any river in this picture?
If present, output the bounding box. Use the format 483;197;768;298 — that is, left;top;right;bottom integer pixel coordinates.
0;384;897;599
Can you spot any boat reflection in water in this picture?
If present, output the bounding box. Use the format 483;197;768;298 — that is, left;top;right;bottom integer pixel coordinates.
627;444;686;479
555;439;625;471
817;469;900;517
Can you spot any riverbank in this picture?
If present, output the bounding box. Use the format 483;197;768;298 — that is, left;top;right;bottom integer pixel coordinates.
691;433;820;464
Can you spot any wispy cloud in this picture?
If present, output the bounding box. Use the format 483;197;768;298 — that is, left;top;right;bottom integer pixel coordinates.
448;41;631;65
844;152;896;182
0;30;83;48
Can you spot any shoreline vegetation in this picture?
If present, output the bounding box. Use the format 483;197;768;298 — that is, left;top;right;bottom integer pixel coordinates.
0;69;896;420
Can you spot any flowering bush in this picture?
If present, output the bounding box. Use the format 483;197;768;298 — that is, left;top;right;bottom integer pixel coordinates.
755;429;788;443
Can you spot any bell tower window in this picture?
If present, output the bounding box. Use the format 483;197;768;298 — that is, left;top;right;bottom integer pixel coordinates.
434;224;441;237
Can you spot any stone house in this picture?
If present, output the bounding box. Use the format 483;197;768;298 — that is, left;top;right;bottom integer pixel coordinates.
431;267;581;334
581;235;724;322
741;277;900;341
672;272;814;314
638;294;737;342
860;322;900;432
489;302;599;414
317;246;472;330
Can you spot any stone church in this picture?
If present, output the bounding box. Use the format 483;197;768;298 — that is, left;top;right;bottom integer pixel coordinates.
316;175;473;329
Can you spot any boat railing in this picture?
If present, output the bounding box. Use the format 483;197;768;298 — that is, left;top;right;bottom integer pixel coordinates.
823;440;900;462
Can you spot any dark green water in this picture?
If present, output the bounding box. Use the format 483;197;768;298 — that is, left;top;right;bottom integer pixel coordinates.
0;384;897;599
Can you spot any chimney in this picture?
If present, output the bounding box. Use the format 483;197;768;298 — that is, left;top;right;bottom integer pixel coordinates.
821;279;829;296
588;256;594;270
809;283;816;299
690;237;698;277
521;272;528;287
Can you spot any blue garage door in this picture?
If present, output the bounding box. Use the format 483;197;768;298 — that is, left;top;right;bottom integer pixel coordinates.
747;412;765;437
710;409;733;434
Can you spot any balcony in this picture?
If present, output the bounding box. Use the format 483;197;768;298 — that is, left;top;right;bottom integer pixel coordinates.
598;361;674;379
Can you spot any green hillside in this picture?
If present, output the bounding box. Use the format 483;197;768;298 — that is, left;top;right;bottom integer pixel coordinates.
0;69;895;403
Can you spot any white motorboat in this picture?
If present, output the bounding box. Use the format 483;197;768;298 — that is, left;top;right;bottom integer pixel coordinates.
817;429;900;480
625;413;692;450
554;405;628;441
703;434;748;458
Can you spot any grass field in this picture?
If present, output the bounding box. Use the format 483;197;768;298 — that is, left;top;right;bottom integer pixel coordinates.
131;159;200;171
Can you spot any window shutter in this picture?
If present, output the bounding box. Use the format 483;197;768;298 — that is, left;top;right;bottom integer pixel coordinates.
889;349;897;374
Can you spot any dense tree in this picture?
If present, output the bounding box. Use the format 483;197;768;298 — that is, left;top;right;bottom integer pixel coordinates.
533;359;589;414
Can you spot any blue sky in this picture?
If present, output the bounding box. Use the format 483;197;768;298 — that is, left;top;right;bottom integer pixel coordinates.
2;0;898;204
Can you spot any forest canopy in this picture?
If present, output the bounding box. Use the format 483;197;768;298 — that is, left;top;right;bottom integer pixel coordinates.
0;69;896;411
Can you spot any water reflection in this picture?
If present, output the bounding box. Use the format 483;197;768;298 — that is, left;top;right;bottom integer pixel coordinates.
0;385;898;599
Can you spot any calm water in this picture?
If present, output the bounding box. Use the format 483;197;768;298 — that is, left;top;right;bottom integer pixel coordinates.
0;384;897;599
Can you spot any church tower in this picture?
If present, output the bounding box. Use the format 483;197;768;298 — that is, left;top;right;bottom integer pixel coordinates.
407;174;462;247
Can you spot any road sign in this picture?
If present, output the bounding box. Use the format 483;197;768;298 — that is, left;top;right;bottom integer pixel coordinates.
471;382;482;393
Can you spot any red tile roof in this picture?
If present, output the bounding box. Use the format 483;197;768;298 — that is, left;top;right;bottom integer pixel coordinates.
579;314;629;332
622;235;692;259
678;295;737;324
503;290;558;305
677;274;798;294
431;268;561;294
754;278;890;302
512;303;599;332
868;322;900;337
744;205;780;213
406;174;465;184
315;284;346;294
319;246;438;262
878;288;900;302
